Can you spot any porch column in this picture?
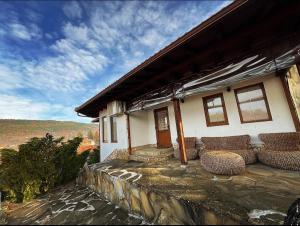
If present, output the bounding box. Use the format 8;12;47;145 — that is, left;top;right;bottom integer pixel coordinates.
126;113;132;155
173;98;188;165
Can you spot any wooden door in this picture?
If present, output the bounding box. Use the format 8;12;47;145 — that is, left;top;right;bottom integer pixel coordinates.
154;107;172;148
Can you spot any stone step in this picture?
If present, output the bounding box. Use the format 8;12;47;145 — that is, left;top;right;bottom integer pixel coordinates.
129;152;174;163
133;147;174;157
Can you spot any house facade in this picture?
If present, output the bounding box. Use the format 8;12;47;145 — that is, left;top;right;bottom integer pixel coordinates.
76;0;300;163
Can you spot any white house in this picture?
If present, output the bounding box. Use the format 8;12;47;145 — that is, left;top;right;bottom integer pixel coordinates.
75;0;300;163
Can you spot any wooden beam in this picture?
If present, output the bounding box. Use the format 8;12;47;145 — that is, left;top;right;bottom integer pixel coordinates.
279;72;300;132
173;98;188;165
126;113;132;155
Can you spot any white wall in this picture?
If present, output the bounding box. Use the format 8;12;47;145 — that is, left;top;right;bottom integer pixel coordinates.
99;109;128;161
179;74;296;143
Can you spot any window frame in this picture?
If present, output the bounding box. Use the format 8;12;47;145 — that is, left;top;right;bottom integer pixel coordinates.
110;116;118;143
234;82;272;124
102;116;108;143
202;93;229;127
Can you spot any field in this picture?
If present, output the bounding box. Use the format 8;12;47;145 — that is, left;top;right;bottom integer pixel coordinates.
0;119;98;149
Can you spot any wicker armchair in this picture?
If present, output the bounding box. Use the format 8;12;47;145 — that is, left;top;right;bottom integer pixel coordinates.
200;135;257;165
174;137;199;160
258;132;300;171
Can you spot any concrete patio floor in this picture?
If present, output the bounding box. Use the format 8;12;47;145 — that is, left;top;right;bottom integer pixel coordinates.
90;159;300;225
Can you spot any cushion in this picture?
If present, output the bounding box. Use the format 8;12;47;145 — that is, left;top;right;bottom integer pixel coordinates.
200;151;246;175
257;150;300;171
259;133;300;152
201;135;250;150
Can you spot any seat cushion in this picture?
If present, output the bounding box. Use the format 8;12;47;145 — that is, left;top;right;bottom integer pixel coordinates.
199;149;257;165
258;150;300;171
200;151;245;175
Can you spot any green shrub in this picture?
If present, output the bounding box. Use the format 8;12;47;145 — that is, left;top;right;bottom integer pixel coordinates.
0;134;88;203
55;137;88;185
87;149;100;165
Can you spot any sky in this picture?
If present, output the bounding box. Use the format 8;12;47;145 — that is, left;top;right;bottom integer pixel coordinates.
0;0;230;123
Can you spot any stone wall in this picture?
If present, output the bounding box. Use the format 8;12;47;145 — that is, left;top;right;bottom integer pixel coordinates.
77;163;238;225
103;149;129;162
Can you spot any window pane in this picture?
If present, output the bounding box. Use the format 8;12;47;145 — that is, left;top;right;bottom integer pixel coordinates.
111;117;118;142
157;110;169;131
236;84;270;122
102;117;108;142
208;106;225;122
203;94;228;126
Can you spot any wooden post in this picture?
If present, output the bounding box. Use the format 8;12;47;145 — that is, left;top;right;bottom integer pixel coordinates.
126;113;132;155
173;98;188;165
280;72;300;132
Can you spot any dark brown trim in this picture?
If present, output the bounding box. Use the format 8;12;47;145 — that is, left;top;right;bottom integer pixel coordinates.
126;113;132;155
110;116;118;143
173;99;188;165
297;63;300;75
202;93;229;127
234;82;272;124
279;71;300;132
102;116;108;143
154;107;172;148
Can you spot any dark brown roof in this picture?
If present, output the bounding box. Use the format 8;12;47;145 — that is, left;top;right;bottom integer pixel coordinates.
75;0;300;117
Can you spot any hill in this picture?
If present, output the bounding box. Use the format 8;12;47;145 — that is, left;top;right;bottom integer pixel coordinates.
0;119;98;149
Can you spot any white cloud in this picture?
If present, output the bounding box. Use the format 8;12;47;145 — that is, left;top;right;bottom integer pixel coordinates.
0;94;66;120
63;1;82;19
9;23;32;40
0;65;23;90
63;22;89;42
9;22;42;40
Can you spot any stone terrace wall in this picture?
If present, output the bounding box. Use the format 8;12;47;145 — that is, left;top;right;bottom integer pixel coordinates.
77;162;238;225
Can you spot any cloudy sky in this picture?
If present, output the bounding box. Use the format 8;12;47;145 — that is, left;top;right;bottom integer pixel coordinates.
0;0;230;123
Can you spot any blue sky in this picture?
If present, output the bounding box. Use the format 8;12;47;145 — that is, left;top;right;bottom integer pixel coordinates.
0;0;230;123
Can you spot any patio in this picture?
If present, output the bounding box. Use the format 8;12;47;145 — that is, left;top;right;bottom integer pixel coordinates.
78;159;300;225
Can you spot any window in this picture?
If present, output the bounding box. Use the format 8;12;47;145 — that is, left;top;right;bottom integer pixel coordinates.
110;116;118;143
102;116;108;143
234;83;272;123
203;93;229;126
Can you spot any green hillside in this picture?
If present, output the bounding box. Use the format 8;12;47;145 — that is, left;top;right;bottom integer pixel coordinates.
0;119;98;149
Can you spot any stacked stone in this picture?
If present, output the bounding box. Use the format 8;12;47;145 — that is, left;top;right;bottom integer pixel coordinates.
77;163;237;225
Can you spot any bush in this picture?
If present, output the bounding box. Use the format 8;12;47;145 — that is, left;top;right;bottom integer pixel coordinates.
54;137;89;185
0;134;88;203
87;149;100;165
